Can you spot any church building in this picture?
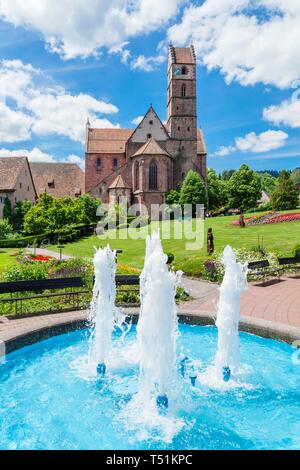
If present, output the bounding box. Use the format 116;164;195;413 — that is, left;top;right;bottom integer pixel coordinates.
85;45;207;212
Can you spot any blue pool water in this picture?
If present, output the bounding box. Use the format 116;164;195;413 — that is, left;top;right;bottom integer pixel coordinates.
0;324;299;450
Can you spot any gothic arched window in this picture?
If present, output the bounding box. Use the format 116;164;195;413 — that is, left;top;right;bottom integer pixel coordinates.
149;161;158;190
135;161;139;191
181;84;186;97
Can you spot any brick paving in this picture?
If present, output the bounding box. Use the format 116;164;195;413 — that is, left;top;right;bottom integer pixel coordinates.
182;275;300;328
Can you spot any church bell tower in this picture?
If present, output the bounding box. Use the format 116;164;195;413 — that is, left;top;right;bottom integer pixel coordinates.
167;44;198;185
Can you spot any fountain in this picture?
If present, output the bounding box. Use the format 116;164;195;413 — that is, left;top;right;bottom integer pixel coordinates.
215;245;248;381
1;239;300;450
137;232;182;409
88;245;124;376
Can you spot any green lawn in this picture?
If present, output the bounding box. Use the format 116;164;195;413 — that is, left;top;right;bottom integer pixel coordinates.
0;249;18;273
1;211;298;277
50;211;300;276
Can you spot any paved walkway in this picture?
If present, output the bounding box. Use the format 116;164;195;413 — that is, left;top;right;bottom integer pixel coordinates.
27;248;73;261
0;310;88;345
181;275;300;327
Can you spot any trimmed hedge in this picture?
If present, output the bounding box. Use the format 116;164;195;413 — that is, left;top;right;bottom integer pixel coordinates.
0;223;97;248
0;233;51;248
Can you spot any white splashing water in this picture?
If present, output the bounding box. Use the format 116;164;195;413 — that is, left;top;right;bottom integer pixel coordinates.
137;232;182;399
88;245;125;372
215;245;248;377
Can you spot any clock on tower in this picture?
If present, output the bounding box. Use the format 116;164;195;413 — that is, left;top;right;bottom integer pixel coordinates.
174;66;181;77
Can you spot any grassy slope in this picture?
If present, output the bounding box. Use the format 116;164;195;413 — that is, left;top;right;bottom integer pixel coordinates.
50;211;300;275
0;249;17;273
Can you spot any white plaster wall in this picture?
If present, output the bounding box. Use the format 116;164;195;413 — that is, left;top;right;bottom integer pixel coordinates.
131;109;168;143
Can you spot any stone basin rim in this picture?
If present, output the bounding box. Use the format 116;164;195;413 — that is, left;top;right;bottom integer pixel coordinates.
1;309;300;355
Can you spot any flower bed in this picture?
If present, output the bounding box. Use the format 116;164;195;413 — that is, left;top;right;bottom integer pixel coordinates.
247;211;276;225
31;255;53;262
263;212;300;224
232;212;300;226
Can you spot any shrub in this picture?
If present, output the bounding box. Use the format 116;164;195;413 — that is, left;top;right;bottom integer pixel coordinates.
173;256;204;278
180;171;207;215
227;164;262;211
271;170;299;210
203;259;222;282
117;290;140;305
117;263;141;275
55;225;82;244
23;193;100;235
0;223;96;249
244;201;272;213
207;169;228;210
0;219;13;240
13;200;33;231
166;186;181;207
3;197;12;222
0;233;51;248
48;258;93;288
2;262;48;282
294;244;300;258
175;287;190;302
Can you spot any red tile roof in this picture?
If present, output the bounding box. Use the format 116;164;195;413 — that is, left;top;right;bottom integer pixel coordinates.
132;138;171;157
87;128;133;154
0;157;28;191
109;175;131;189
86;126;206;157
30;162;85;198
173;47;196;64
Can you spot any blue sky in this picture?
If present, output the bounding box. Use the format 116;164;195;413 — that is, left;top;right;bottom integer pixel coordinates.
0;0;300;173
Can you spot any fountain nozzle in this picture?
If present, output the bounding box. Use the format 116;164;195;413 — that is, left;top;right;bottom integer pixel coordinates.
223;366;231;382
156;395;169;409
190;375;197;387
97;363;106;377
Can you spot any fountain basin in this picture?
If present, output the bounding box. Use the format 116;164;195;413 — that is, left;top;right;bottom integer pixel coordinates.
0;323;299;450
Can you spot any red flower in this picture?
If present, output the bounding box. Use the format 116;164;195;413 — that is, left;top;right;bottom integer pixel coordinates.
32;255;53;262
265;213;300;224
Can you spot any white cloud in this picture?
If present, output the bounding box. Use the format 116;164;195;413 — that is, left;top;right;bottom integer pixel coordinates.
66;154;85;170
130;54;165;72
214;129;288;156
131;115;144;126
235;130;288;152
214;145;235;157
0;102;32;143
0;147;55;162
28;92;118;142
109;42;167;72
109;42;131;64
0;147;84;167
0;59;119;144
168;0;300;88
263;100;300;129
0;0;183;60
